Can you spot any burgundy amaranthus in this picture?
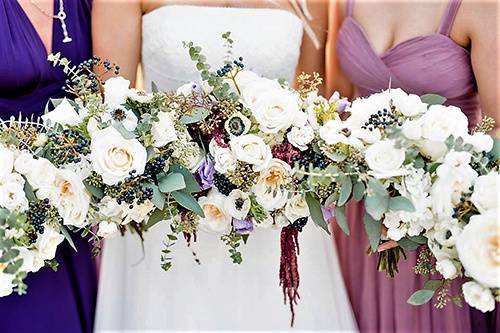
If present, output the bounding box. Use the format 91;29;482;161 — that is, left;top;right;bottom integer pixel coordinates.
272;142;302;165
279;225;300;326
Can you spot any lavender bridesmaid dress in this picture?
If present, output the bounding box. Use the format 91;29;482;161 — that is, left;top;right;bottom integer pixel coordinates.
335;0;498;332
0;1;96;332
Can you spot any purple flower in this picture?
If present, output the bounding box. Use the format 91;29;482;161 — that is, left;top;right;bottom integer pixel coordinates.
197;157;215;190
321;206;335;222
336;98;351;113
233;218;254;234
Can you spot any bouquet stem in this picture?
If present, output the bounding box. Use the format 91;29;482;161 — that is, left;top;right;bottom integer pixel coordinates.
279;226;300;326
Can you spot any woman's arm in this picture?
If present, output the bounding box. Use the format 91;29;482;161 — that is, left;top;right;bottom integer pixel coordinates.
92;0;142;86
463;0;500;135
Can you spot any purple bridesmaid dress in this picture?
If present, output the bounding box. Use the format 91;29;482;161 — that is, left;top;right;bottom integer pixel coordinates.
335;0;498;332
0;1;96;333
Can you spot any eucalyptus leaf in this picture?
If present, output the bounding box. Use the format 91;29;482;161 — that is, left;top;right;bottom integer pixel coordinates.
3;259;23;274
180;107;209;124
151;81;159;93
335;205;350;236
420;94;446;106
491;137;500;159
172;191;205;217
145;209;167;230
23;179;36;201
408;235;428;244
60;226;77;252
353;181;365;201
143;183;165;210
407;289;435;305
398;238;420;251
168;165;201;193
337;176;352;206
305;193;330;234
158;173;186;193
84;180;104;200
363;213;381;252
368;178;388;196
389;196;416;212
423;280;444;291
112;122;136;139
365;193;389;220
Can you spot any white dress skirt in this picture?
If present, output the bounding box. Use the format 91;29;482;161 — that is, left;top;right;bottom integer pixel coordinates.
95;5;358;332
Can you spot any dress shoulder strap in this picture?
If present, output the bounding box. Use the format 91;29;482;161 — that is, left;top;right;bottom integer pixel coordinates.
345;0;354;17
438;0;462;36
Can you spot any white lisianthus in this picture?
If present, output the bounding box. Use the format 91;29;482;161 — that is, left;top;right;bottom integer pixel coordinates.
249;88;305;133
456;210;500;288
287;125;315;151
151;112;178;147
0;183;28;211
464;132;494;153
104;76;131;106
198;190;232;233
435;259;458;279
37;169;90;228
319;118;363;148
121;200;155;224
97;220;119;238
365;140;407;179
224;189;251;220
284;194;310;222
230;134;272;171
254;159;291;211
420;105;469;142
471;173;499;213
209;140;237;174
0;144;14;181
34;225;64;262
0;270;14;297
402;119;422;141
41;98;81;127
462;281;496;312
22;157;57;190
90;126;147;185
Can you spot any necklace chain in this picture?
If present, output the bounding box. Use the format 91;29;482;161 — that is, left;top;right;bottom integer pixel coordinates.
29;0;72;43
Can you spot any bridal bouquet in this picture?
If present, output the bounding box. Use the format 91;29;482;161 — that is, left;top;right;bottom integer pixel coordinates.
40;54;205;257
303;88;499;312
0;121;89;297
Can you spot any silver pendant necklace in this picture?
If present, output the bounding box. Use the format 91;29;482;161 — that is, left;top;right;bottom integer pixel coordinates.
30;0;72;44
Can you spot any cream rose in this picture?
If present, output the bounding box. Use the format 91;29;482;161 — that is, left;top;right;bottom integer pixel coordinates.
456;210;500;288
41;98;80;127
90;126;147;185
284;194;310;222
230;134;272;171
471;172;499;213
0;183;28;212
365;140;407;179
287;125;315;151
151;112;178;147
254;159;291;211
198;190;232;233
97;220;119;238
122;200;155;224
462;281;495;312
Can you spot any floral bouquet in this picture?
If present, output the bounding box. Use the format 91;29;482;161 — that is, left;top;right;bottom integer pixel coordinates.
302;87;499;312
0;120;89;297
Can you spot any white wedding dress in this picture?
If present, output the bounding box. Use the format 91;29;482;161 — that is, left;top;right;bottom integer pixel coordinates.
95;5;358;332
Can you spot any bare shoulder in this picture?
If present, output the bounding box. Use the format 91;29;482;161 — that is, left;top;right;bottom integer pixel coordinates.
455;0;498;44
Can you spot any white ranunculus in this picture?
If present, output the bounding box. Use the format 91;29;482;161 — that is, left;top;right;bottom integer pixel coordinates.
287;125;315;151
456;210;500;288
319;118;363;148
230;134;272;171
35;225;64;262
393;93;427;117
254;159;291;211
250;88;304;133
224;189;251;220
0;183;28;211
402;119;422;141
151;112;178;147
462;281;496;312
23;157;58;190
470;172;499;213
420;105;469;142
0;270;14;297
104;76;131;106
41;98;81;127
122;200;154;224
37;169;90;228
436;259;458;279
365;140;407;179
0;144;14;181
464;132;494;153
198;190;232;233
90;126;147;185
209;141;237;174
97;220;119;238
284;194;310;222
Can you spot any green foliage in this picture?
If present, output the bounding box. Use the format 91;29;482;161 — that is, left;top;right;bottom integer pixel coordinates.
389;196;416;212
180;107;209;125
172;191;204;217
305;193;330;234
248;195;267;224
407;289;435;305
363;213;381;252
221;229;244;264
337;175;352;206
420;94;446;105
334;205;350;236
353;181;365;201
158;173;186;193
168;165;201;193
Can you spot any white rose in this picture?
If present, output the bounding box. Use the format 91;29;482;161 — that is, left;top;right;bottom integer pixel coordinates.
34;225;64;262
462;281;495;312
464;132;494;153
365;140;407;179
37;169;90;228
284;194;310;222
240;77;281;107
250;88;304;133
97;220;119;238
209;140;237;174
122;200;154;224
287;125;315;151
436;259;458;279
230;134;272;171
224;189;251;220
419;140;448;161
254;159;291;211
90;126;147;185
319;118;363;148
401;119;422;141
420;105;469;142
456;210;500;288
198;190;232;233
23;157;57;190
0;183;28;211
229;70;261;93
13;151;36;175
41;98;80;127
0;144;14;181
104;76;131;106
0;270;14;297
393;93;427;117
151;112;178;147
471;173;499;213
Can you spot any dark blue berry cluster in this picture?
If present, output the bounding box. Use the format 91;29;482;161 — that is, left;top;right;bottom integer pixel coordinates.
361;105;401;131
26;199;61;244
213;172;237;196
290;216;308;232
144;150;173;180
107;170;154;209
216;57;244;77
48;129;91;166
292;151;328;169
